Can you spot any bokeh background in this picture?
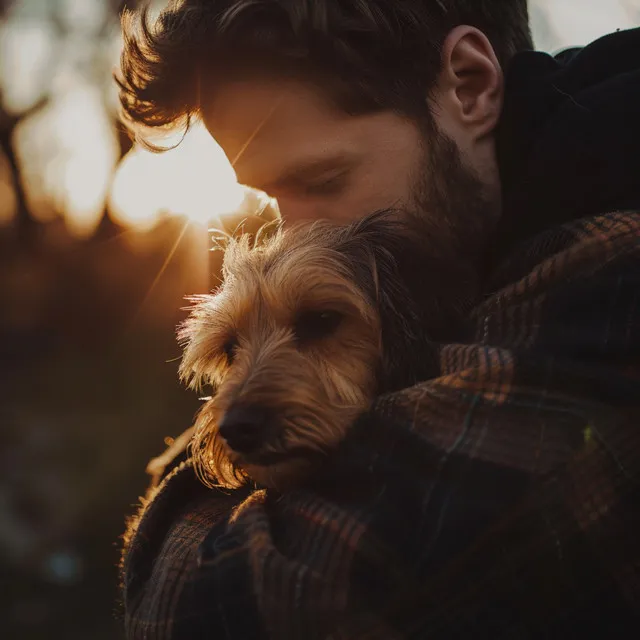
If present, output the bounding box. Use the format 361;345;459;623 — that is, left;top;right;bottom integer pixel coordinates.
1;1;638;638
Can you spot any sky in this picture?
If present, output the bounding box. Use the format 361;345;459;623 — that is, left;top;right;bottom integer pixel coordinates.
532;0;639;51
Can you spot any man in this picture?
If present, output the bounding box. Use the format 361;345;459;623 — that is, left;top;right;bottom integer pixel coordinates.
118;1;640;638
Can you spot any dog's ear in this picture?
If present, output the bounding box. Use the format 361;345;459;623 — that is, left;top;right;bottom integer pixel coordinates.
177;294;230;394
337;211;440;391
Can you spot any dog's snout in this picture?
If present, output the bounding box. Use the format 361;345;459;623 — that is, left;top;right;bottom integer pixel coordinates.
219;404;270;454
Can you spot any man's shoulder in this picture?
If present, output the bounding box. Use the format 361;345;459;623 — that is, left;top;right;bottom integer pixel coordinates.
480;210;640;382
488;210;640;296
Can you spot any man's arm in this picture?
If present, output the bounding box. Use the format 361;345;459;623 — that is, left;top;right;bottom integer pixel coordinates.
122;211;640;639
122;369;638;639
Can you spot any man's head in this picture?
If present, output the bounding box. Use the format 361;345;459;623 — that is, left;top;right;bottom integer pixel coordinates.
119;0;531;291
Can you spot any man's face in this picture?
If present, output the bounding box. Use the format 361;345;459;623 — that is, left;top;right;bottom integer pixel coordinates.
203;75;494;338
203;78;494;293
203;80;433;224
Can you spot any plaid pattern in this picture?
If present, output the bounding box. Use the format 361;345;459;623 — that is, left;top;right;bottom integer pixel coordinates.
122;211;640;639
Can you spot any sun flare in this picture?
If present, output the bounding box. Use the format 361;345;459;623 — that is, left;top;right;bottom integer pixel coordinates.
108;123;245;232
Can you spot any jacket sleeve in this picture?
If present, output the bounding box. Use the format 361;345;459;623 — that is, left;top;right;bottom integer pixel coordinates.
121;212;640;639
122;376;639;639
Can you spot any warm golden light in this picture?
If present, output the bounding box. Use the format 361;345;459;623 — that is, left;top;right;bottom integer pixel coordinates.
0;17;55;116
13;83;119;238
108;123;245;232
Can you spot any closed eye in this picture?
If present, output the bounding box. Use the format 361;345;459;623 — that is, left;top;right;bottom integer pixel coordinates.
261;156;355;199
293;310;343;344
302;172;349;197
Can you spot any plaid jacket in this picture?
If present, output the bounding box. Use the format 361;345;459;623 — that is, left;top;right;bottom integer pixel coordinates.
122;211;640;639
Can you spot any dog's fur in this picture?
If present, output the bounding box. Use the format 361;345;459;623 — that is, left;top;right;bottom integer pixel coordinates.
179;211;459;490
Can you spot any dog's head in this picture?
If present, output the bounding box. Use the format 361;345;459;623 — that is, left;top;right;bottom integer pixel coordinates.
179;211;439;489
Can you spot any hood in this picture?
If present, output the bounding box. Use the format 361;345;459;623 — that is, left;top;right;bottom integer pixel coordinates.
493;27;640;263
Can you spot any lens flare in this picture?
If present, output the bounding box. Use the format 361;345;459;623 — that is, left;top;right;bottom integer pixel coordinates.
109;123;244;232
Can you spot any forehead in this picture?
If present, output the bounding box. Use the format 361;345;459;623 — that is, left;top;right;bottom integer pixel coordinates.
201;79;405;189
204;79;343;158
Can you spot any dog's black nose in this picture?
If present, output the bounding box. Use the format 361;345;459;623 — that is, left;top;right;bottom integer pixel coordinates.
218;404;269;454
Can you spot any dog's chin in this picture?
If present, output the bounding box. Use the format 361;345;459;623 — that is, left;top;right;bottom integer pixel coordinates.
220;412;358;490
236;451;325;491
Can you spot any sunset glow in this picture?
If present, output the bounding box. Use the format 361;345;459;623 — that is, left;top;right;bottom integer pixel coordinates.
13;83;119;237
109;123;245;233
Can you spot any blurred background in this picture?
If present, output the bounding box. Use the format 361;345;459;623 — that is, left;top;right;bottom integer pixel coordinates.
0;1;638;638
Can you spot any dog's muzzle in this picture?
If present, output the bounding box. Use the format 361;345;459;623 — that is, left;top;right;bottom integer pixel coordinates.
218;403;272;454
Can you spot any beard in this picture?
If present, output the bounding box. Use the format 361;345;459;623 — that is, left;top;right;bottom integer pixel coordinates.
396;126;497;342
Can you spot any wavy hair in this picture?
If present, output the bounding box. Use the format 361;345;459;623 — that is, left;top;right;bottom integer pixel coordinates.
117;0;531;144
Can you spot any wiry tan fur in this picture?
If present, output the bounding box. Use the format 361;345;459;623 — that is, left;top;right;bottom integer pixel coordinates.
179;212;436;490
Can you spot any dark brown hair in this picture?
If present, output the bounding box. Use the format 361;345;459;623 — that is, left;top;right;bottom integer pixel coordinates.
118;0;531;140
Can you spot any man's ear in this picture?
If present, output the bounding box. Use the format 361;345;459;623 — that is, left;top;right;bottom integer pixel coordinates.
431;25;503;141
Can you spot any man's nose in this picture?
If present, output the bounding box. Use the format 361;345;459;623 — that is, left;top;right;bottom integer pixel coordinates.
218;403;271;454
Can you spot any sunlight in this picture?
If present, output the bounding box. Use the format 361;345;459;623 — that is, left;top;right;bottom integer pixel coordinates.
0;17;55;115
108;123;245;232
56;89;120;237
13;82;119;238
107;146;164;232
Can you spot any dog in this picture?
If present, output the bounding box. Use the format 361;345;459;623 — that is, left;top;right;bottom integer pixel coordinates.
178;210;464;490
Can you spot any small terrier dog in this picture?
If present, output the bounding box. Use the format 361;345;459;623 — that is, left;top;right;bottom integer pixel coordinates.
178;211;459;490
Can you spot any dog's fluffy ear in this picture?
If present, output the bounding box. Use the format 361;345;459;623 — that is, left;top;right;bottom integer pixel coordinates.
337;210;440;391
177;293;229;393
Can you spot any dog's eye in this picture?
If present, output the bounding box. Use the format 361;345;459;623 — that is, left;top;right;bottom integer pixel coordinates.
293;310;343;343
222;337;238;364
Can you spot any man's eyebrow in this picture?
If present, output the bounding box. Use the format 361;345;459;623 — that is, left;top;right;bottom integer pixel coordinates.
262;154;355;191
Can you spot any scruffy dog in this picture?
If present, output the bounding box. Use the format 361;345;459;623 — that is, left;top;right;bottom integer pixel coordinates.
178;211;460;490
